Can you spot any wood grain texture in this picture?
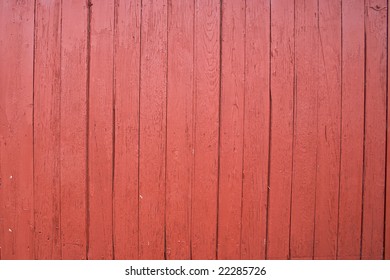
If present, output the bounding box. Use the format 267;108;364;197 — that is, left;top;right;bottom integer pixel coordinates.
314;0;341;260
166;0;194;260
361;0;387;260
241;0;270;260
386;0;390;261
88;0;114;260
113;0;141;260
138;0;167;260
191;0;220;260
0;0;34;260
290;0;319;260
338;0;365;260
218;0;245;260
33;0;62;260
267;0;294;260
60;0;88;260
1;0;389;260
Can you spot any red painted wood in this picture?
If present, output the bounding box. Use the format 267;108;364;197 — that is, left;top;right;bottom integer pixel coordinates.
88;0;114;259
138;0;167;260
1;0;390;260
387;0;390;261
113;0;141;260
241;0;270;260
267;0;294;260
361;0;387;260
0;0;34;260
60;0;88;260
337;0;364;260
191;0;220;260
218;0;245;260
314;0;341;260
290;0;319;260
33;0;62;260
166;0;194;260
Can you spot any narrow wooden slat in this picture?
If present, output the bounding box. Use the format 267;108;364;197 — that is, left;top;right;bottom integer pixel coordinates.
166;0;194;260
60;0;88;260
338;0;365;260
290;0;319;260
0;0;34;260
386;0;390;261
113;0;141;260
267;0;294;260
241;0;270;260
33;0;62;259
314;0;342;260
362;0;387;260
138;0;167;260
88;0;115;259
191;0;220;260
218;0;245;260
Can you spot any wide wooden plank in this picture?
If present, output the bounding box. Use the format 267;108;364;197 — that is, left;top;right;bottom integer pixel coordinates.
33;0;62;260
218;0;245;260
113;0;141;260
88;0;115;260
166;0;194;260
290;0;319;260
60;0;88;260
337;0;364;260
241;0;270;260
0;0;34;260
138;0;167;260
267;0;294;260
314;0;341;260
191;0;220;260
361;0;387;260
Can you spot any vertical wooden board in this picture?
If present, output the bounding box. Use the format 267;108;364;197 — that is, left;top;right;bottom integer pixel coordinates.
314;0;341;260
387;0;390;261
0;0;34;260
267;0;294;260
88;0;114;260
166;0;194;260
33;0;62;260
191;0;220;260
138;0;167;260
338;0;364;260
362;0;387;260
218;0;245;260
290;0;318;260
60;0;88;260
241;0;270;260
113;0;141;260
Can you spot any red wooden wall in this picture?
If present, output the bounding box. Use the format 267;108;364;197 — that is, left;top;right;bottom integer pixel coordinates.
0;0;390;260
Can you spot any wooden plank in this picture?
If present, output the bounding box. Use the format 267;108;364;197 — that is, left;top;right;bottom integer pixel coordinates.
361;0;387;260
266;0;294;260
138;0;167;260
387;0;390;261
314;0;342;260
290;0;319;260
217;0;245;260
113;0;141;260
337;0;365;260
191;0;220;260
88;0;114;260
166;0;194;260
241;0;270;260
33;0;62;260
0;0;34;260
60;0;88;260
